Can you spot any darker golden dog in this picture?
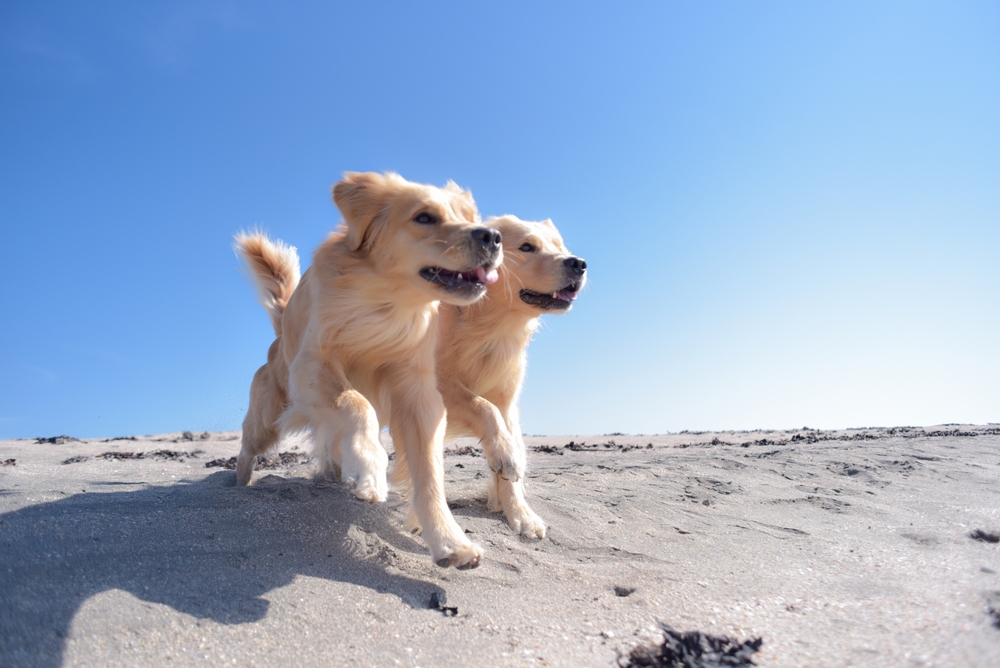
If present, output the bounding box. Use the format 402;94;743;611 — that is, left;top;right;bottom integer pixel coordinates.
437;215;586;538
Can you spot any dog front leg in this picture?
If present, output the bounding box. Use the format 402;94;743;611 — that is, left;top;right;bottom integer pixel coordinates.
320;389;388;502
289;358;388;502
439;381;524;482
390;375;482;569
490;406;546;539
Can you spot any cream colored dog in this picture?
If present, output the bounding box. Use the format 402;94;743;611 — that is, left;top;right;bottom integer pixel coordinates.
234;171;502;569
437;215;587;538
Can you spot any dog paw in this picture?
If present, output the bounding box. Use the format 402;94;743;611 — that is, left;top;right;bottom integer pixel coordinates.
507;505;546;540
484;437;525;482
347;472;388;503
342;447;388;502
432;539;484;570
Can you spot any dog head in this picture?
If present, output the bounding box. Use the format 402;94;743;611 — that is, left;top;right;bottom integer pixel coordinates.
486;215;587;313
332;172;502;305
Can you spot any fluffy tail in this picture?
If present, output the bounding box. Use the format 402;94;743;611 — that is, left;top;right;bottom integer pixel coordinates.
234;231;301;337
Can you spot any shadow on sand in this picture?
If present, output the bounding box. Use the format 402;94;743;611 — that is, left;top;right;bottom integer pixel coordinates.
0;471;444;666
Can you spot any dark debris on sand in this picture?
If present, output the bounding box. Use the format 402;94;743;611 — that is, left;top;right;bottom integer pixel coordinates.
532;440;654;454
448;445;482;457
204;452;310;470
429;592;458;616
101;450;191;461
970;529;1000;544
987;592;1000;630
671;426;1000;450
61;450;205;465
35;435;80;445
618;623;762;668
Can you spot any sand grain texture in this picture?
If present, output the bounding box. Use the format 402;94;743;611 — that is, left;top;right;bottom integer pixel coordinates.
1;426;999;667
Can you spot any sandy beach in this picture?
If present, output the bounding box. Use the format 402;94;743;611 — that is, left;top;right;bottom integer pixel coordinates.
2;425;998;667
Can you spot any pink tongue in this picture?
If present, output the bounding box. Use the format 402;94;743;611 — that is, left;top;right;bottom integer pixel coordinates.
476;266;499;285
557;289;577;302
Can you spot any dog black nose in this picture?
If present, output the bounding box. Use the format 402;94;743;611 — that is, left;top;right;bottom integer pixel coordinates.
563;256;587;274
471;227;502;249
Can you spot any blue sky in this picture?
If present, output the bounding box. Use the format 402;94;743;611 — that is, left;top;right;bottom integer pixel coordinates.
1;1;997;439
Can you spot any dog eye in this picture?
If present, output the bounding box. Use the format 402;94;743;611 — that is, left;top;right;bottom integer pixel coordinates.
413;212;439;225
518;243;536;253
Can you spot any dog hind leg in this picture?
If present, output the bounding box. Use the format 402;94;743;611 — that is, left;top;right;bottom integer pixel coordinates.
236;363;285;486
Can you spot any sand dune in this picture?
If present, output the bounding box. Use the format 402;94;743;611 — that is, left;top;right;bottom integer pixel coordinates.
2;426;999;666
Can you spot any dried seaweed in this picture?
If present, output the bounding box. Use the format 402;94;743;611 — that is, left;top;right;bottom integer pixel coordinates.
99;450;188;461
619;623;762;668
62;451;197;464
35;436;80;445
204;452;310;470
555;440;653;453
970;529;1000;544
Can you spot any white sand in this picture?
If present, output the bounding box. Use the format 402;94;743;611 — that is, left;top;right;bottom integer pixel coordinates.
2;426;999;666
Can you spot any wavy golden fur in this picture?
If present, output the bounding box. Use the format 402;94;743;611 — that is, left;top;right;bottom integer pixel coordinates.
437;215;587;538
234;172;502;569
233;232;300;337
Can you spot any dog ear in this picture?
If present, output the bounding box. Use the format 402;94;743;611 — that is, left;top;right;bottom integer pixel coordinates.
539;218;569;250
332;172;390;252
444;180;480;223
444;180;475;204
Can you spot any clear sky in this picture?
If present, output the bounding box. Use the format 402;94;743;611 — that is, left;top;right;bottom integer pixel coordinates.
2;1;997;439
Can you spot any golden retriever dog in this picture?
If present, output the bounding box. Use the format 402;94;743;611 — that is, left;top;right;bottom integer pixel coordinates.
234;171;502;569
437;215;586;539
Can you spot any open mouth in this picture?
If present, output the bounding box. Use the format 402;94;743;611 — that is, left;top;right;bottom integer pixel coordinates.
519;282;580;310
420;265;499;294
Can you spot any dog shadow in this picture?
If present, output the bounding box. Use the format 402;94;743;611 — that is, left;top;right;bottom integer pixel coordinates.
0;471;445;666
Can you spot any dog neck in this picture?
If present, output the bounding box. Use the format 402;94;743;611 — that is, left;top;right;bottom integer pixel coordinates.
450;296;539;347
